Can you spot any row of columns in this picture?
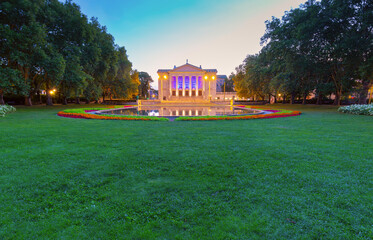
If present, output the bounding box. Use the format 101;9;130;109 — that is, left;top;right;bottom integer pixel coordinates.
171;76;204;97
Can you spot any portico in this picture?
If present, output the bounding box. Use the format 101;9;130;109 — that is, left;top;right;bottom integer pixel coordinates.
157;63;217;101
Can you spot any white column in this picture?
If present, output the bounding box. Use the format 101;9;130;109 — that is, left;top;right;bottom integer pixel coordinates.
189;76;192;97
196;76;199;96
170;76;172;97
182;76;185;96
176;76;179;96
203;77;206;100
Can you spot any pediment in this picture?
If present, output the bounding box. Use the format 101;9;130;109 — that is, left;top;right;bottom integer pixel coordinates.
170;64;205;73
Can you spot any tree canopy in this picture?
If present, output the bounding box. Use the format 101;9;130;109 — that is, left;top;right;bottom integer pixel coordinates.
0;0;139;105
232;0;372;105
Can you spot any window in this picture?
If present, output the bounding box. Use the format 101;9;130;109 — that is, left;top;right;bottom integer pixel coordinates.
185;76;190;90
198;76;202;89
178;76;183;89
191;76;196;89
172;77;176;89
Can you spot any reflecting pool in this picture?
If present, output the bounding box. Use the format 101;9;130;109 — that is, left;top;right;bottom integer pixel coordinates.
97;106;262;117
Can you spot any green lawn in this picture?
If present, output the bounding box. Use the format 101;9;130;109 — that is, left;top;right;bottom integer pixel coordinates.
1;104;372;239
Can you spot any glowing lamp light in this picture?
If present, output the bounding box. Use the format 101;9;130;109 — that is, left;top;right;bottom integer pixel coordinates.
204;76;208;80
53;89;56;92
163;75;167;79
212;76;216;80
278;94;281;97
49;90;54;95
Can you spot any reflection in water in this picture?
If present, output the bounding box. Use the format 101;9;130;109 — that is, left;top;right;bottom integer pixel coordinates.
99;106;259;117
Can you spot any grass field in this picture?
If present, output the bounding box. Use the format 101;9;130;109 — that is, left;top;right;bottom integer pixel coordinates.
1;104;372;239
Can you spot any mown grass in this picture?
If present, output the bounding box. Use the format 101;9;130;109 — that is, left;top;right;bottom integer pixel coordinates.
0;104;372;239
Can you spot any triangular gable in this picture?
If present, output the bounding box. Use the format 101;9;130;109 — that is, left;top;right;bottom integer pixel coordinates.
169;64;205;73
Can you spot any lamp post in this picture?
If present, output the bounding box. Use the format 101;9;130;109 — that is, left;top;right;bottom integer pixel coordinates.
204;75;216;101
204;75;209;101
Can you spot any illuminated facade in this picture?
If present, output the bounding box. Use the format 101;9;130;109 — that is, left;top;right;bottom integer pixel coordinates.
157;63;217;101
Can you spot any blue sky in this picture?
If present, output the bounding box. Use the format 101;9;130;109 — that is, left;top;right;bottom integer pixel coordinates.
72;0;305;89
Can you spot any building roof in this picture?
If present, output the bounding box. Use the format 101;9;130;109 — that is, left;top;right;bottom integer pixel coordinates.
157;69;171;73
157;63;217;74
217;75;228;79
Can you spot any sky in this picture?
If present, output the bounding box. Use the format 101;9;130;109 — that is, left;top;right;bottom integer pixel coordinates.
72;0;306;89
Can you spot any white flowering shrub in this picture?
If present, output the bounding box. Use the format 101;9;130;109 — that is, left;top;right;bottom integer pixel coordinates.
338;104;373;116
0;105;16;117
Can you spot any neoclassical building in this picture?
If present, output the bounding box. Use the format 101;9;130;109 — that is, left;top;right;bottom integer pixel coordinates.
157;63;218;101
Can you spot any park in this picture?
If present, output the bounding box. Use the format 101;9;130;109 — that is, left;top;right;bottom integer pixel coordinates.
1;0;372;239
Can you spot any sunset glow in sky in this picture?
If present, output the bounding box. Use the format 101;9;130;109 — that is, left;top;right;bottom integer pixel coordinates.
72;0;306;89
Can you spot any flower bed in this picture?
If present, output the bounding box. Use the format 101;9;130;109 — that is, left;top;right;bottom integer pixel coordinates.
57;105;301;121
57;106;169;121
0;105;16;117
175;107;301;121
338;104;373;116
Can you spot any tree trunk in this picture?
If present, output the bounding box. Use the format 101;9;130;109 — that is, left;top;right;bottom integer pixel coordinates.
75;97;80;104
62;97;68;105
291;93;295;104
359;81;370;104
333;91;341;105
38;92;42;105
316;93;322;105
86;98;90;104
25;96;32;106
302;93;307;105
0;92;4;105
46;91;53;106
282;94;286;104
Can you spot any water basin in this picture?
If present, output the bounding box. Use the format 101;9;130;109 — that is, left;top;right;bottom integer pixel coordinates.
97;106;262;118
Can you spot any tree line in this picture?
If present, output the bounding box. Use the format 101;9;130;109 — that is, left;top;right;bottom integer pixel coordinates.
232;0;372;105
0;0;141;105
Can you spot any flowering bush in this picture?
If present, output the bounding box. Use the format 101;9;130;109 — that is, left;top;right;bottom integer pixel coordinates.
338;104;373;116
0;105;16;117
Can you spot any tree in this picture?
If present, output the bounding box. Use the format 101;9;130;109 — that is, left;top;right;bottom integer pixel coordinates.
0;0;136;105
138;72;153;98
0;0;48;105
0;68;28;105
222;75;234;92
233;0;373;105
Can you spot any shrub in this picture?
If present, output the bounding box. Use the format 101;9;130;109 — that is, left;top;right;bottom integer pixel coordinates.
0;105;16;117
338;104;373;116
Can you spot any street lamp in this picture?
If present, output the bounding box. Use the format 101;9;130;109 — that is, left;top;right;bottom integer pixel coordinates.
204;75;216;101
204;75;212;101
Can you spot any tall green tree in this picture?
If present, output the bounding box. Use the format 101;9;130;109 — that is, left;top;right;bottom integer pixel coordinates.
138;72;153;98
0;68;28;105
1;0;136;105
234;0;372;105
